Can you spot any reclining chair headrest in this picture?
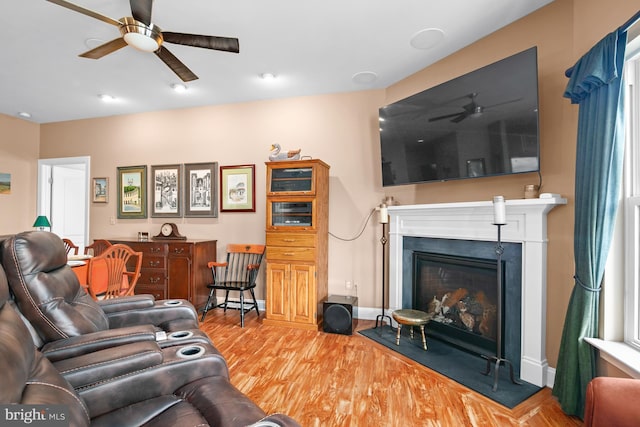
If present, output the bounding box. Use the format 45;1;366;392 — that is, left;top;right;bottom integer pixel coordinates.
1;231;109;342
0;262;8;309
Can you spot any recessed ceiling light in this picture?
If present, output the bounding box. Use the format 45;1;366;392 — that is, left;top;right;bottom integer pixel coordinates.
17;111;31;119
98;94;116;102
171;83;188;93
352;71;377;85
260;73;276;80
85;38;106;49
410;28;445;50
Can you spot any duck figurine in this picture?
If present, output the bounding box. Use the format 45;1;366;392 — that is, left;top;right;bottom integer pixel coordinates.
269;143;301;161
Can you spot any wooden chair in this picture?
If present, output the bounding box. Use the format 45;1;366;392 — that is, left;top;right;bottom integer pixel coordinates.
62;238;79;255
87;244;142;300
84;239;112;256
200;244;265;327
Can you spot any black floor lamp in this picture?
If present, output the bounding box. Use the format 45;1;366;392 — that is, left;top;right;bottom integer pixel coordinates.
375;200;393;330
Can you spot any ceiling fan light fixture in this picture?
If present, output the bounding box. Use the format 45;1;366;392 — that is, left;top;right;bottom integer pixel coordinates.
120;18;163;52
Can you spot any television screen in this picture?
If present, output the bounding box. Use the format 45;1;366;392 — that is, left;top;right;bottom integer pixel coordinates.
379;47;540;187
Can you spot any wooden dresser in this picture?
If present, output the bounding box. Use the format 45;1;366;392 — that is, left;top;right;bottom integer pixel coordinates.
262;159;329;330
109;239;216;311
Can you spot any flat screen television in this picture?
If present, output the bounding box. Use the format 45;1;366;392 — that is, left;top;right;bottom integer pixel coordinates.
379;46;540;187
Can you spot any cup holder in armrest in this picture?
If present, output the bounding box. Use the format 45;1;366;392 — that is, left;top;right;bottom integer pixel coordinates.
176;345;205;359
168;330;194;340
163;300;183;306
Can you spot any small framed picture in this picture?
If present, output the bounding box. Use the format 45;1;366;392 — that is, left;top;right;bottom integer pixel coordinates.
117;165;147;219
151;164;182;218
92;177;108;203
184;162;218;218
220;164;256;212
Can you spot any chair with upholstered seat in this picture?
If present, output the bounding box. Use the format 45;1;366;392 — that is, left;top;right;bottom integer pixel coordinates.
62;238;79;255
200;244;265;327
87;243;142;300
84;239;112;256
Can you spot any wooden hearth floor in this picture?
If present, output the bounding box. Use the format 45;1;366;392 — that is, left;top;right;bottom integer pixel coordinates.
199;310;582;427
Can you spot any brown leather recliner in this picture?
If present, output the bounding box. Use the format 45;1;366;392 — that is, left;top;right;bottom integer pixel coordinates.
0;231;212;358
0;255;300;426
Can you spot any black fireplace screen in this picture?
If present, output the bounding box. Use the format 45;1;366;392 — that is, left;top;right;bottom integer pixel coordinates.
412;251;504;356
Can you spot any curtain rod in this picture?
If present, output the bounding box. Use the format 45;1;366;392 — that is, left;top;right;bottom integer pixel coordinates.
565;9;640;77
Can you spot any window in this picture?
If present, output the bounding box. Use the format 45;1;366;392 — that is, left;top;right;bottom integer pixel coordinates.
624;38;640;351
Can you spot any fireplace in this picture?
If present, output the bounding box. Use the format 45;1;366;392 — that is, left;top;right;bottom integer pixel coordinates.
413;251;501;356
403;236;522;372
387;197;566;387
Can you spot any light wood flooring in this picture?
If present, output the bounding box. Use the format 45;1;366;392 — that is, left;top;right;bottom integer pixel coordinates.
199;310;582;427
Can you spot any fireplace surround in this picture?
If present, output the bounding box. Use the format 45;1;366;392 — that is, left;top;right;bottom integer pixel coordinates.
387;197;566;387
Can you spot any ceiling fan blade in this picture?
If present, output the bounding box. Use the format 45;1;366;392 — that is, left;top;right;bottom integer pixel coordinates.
79;38;128;59
46;0;121;27
162;32;240;53
429;112;464;122
155;46;198;82
130;0;153;26
450;114;469;123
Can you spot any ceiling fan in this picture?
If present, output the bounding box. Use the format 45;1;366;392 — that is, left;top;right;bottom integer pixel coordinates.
428;92;520;123
47;0;240;82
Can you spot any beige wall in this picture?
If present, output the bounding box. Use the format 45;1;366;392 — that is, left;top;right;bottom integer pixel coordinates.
7;0;638;372
0;114;39;235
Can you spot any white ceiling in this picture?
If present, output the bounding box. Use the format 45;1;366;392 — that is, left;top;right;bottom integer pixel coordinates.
0;0;553;124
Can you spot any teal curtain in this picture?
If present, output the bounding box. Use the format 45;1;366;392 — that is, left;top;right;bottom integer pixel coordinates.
552;29;627;418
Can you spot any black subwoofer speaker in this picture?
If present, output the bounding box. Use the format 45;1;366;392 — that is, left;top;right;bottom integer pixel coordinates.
323;295;358;335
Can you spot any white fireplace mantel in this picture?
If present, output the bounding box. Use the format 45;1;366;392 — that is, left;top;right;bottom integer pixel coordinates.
387;196;567;387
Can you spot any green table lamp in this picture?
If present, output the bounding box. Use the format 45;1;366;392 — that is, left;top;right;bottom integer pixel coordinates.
33;215;51;231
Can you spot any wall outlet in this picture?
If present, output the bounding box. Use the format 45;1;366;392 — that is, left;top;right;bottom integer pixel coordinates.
109;216;116;225
345;281;352;290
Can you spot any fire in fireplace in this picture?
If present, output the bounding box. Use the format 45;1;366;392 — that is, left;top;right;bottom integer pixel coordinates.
412;251;504;357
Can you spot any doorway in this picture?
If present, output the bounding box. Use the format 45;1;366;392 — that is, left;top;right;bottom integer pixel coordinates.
37;157;90;251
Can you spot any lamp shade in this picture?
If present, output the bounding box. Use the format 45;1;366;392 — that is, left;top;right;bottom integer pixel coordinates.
33;215;51;229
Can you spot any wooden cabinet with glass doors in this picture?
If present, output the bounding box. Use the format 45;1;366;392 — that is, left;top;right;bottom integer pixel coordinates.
263;159;329;330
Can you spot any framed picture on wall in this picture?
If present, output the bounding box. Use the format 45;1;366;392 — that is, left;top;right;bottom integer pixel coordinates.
151;164;182;217
117;165;147;219
92;177;108;203
220;164;256;212
184;162;218;218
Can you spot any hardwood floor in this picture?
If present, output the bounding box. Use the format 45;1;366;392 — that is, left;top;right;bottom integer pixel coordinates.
199;310;582;427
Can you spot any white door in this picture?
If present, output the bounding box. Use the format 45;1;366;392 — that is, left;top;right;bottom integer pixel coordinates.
37;157;90;251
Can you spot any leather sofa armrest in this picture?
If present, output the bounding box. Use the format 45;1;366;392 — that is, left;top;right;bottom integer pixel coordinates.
250;414;303;427
97;294;156;313
585;377;640;427
40;324;157;362
53;341;163;389
104;299;199;330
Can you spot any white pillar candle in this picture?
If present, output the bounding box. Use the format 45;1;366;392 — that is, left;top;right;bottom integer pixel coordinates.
379;205;389;224
493;196;506;225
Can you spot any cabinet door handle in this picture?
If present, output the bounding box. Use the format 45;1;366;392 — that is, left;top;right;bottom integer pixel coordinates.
283;252;295;256
150;277;160;284
151;247;161;253
173;248;184;254
149;260;160;267
283;239;295;242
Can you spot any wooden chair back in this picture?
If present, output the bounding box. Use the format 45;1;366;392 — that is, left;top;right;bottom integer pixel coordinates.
84;239;112;256
207;244;265;288
62;238;79;255
87;243;142;300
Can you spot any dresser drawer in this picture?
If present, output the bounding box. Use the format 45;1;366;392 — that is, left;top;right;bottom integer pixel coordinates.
139;270;166;286
266;232;316;248
266;246;316;262
115;241;166;255
135;284;166;300
142;255;165;269
168;242;193;256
